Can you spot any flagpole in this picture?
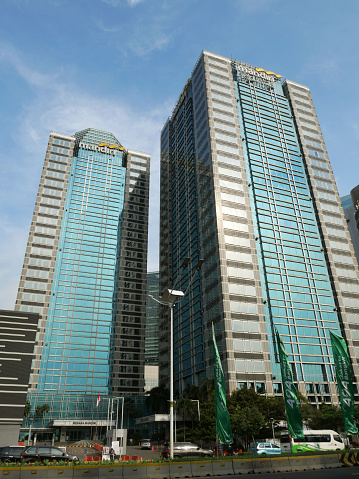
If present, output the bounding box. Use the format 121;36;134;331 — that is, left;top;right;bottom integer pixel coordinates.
170;303;174;460
212;323;233;451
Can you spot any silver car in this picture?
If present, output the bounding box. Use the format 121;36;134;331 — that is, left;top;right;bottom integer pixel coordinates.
172;442;214;458
141;439;151;450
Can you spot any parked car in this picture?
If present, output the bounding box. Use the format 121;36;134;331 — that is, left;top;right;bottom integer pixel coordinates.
250;442;281;456
0;446;27;463
21;446;79;463
141;439;151;450
161;442;213;458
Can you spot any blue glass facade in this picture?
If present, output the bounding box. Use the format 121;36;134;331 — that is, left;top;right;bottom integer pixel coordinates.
161;51;359;403
232;64;341;385
38;130;126;394
16;128;150;441
160;86;205;395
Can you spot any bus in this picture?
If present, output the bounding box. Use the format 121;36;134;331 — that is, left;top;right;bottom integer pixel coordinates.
280;430;344;453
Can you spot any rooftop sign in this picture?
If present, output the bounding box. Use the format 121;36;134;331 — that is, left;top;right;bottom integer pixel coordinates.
79;142;125;156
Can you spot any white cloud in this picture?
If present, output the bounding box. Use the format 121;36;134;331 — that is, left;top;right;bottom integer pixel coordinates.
0;221;29;309
128;0;146;6
352;123;359;140
100;0;146;6
96;1;175;57
234;0;278;14
127;30;170;56
0;45;169;303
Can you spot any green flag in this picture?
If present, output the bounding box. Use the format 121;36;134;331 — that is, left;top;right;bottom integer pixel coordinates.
213;324;233;444
330;331;358;434
275;329;304;440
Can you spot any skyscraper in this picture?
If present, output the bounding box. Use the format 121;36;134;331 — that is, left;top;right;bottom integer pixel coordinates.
144;271;159;391
15;128;150;440
160;51;359;405
341;189;359;266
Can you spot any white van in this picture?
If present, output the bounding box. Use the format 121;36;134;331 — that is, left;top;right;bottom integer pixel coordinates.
280;430;344;453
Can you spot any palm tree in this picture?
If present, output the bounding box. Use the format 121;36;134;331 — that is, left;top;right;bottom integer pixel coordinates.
124;398;141;431
198;378;214;403
145;384;169;414
24;401;31;418
177;397;198;441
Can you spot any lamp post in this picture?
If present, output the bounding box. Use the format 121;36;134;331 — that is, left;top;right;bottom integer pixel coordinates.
160;288;185;460
270;417;275;443
190;399;200;421
148;257;204;459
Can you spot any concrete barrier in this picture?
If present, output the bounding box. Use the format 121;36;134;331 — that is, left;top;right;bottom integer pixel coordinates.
169;461;192;478
46;467;74;479
73;465;99;479
211;460;234;476
288;456;308;471
97;465;123;478
121;464;147;479
320;455;341;469
232;458;253;475
305;455;323;470
0;467;21;479
145;463;170;479
270;457;291;472
20;467;49;479
252;458;273;474
190;461;213;477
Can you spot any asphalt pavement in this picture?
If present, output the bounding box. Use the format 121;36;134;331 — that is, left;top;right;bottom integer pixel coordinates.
235;468;359;479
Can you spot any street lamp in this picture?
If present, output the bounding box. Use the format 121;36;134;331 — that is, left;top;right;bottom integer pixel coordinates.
190;399;200;421
159;288;184;460
148;257;204;459
106;396;124;451
270;417;275;443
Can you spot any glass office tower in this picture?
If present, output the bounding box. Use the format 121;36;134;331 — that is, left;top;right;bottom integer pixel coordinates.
144;271;160;391
15;128;150;439
160;51;359;404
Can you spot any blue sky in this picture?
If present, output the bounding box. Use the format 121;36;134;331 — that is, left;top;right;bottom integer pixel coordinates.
1;0;359;309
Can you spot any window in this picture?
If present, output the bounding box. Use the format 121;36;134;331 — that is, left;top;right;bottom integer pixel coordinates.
53;138;71;147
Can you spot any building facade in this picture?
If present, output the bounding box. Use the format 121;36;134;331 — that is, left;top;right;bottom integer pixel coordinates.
145;272;160;391
0;310;39;446
15;128;150;441
159;51;359;405
341;188;359;266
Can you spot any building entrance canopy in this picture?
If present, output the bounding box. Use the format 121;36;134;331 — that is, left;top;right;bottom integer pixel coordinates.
53;420;115;427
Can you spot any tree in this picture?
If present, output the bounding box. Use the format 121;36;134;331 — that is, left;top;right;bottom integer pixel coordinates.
35;404;50;417
24;400;31;418
176;397;198;441
309;403;344;431
183;384;199;400
227;386;266;416
198;378;214;403
124;397;141;431
232;406;266;450
191;396;216;446
145;384;169;414
298;393;321;428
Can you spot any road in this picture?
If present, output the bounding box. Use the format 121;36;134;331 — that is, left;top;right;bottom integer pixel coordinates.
65;446;359;479
206;469;359;479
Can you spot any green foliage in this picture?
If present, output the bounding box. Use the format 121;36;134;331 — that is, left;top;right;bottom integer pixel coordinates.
231;406;266;449
35;403;50;417
145;384;169;414
308;403;344;431
24;400;31;418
